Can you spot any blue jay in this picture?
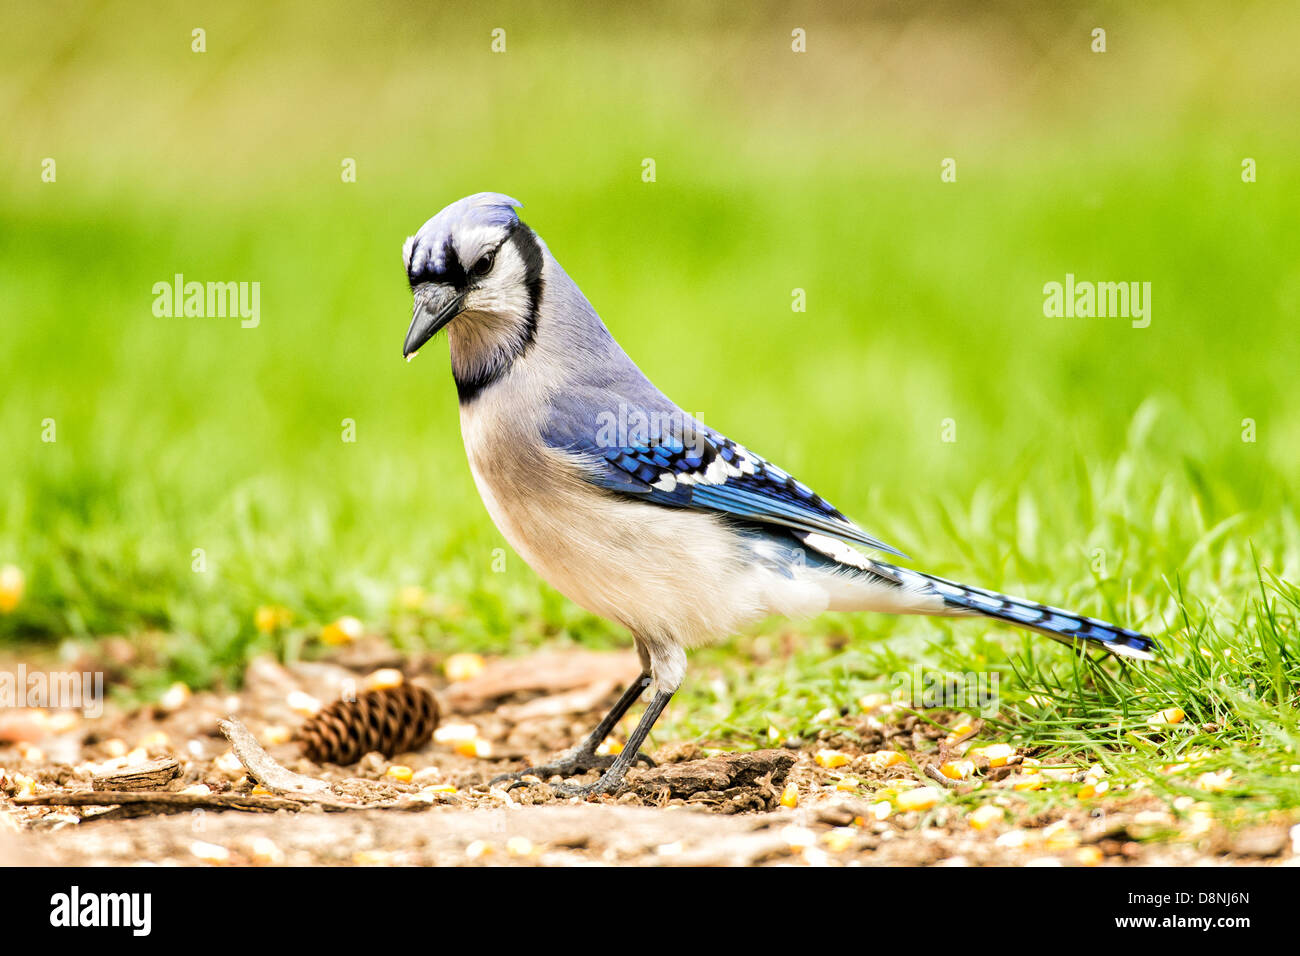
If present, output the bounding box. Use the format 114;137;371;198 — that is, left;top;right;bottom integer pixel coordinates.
401;192;1157;797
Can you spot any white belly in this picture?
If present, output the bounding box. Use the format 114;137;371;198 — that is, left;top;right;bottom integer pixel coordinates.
454;382;876;689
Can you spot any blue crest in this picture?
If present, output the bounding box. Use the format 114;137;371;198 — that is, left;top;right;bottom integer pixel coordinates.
406;192;523;280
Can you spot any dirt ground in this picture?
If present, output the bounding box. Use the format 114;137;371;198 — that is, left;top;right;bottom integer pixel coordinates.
2;642;1297;867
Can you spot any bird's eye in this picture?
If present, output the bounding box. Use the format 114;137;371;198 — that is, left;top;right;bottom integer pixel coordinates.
472;251;495;277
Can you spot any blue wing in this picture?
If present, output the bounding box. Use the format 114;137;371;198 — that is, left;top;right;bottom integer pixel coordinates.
541;397;908;559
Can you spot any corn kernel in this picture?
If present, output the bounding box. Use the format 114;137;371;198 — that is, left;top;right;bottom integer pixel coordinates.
434;722;478;744
779;783;799;808
214;751;244;775
287;690;322;717
969;804;1004;830
14;774;37;798
506;836;535;856
995;829;1028;848
944;720;977;744
103;738;128;758
896;787;942;812
1043;821;1078;850
250;785;272;796
190;841;230;863
158;682;191;713
1148;707;1186;727
364;668;404;691
179;784;212;796
48;712;79;733
455;737;492;759
16;742;44;763
1075;846;1103;866
858;693;888;713
862;750;906;770
422;783;458;794
259;725;291;746
940;760;976;780
834;777;860;792
974;743;1016;767
254;605;290;634
1013;777;1044;791
444;652;486;682
250;837;285;864
1021;757;1041;775
871;800;893;821
815;749;850;769
822;827;855;852
1195;769;1233;792
138;732;170;752
595;739;623;756
767;725;781;741
385;765;413;783
465;840;493;859
254;605;277;633
320;615;364;645
1079;780;1110;799
0;564;25;614
397;586;427;610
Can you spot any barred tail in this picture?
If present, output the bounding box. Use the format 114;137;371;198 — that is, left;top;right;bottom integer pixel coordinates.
895;567;1158;661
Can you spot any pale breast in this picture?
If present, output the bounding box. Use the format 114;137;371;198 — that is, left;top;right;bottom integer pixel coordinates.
457;388;771;646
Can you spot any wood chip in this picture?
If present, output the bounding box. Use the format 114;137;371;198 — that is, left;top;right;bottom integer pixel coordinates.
217;717;361;809
91;757;180;792
16;790;309;813
496;680;620;721
629;750;796;799
443;650;640;713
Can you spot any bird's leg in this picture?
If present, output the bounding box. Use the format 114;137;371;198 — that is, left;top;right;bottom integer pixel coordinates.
549;688;674;799
489;673;657;787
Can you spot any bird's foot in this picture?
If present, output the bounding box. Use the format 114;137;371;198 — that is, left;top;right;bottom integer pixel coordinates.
490;747;654;792
548;768;628;799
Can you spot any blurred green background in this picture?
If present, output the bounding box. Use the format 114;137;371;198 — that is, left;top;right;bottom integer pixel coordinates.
2;1;1298;690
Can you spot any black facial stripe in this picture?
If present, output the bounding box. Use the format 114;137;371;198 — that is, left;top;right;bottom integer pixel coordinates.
454;220;546;405
407;238;470;290
508;219;544;326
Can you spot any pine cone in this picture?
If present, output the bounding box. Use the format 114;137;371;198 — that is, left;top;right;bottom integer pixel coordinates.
299;683;440;764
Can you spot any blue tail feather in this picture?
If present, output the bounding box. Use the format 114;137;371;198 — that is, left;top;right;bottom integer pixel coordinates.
899;567;1158;661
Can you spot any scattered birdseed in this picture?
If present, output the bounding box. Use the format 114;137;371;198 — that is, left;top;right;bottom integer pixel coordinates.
364;668;405;691
815;749;850;769
320;616;364;646
896;787;942;812
444;653;486;682
969;805;1004;830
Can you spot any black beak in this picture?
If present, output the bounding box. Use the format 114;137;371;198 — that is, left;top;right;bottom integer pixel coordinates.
403;285;465;360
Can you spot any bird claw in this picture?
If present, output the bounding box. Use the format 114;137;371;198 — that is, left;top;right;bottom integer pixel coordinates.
489;748;655;797
548;777;616;799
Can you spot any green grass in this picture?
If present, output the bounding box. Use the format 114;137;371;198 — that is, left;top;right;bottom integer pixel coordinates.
3;1;1299;822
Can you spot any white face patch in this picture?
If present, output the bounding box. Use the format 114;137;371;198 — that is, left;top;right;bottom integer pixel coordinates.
460;237;530;320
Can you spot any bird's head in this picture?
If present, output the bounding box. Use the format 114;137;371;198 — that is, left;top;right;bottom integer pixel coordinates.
401;193;545;389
